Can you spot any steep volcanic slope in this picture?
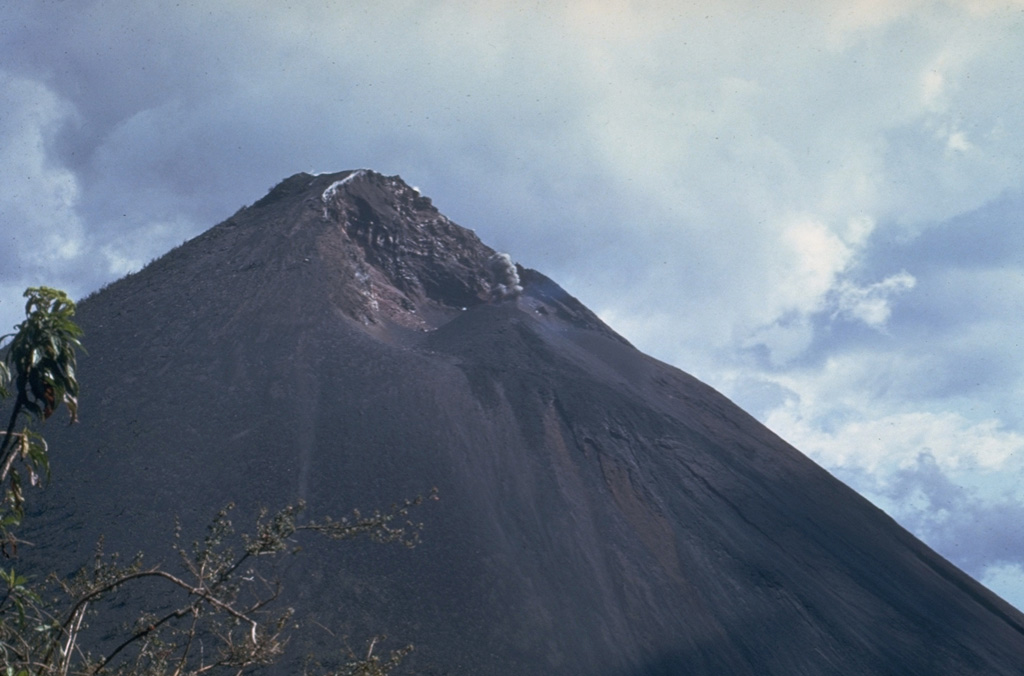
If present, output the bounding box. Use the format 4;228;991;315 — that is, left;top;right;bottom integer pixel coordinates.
24;170;1024;674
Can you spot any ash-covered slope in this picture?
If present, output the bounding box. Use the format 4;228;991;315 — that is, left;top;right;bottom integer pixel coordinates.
26;170;1024;674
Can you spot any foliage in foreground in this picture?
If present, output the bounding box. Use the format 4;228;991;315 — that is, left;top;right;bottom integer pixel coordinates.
0;287;83;545
0;287;427;675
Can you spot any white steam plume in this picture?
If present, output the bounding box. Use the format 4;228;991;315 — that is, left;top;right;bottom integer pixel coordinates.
487;252;523;300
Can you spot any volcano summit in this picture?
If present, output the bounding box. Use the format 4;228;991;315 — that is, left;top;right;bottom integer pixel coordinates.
26;169;1024;674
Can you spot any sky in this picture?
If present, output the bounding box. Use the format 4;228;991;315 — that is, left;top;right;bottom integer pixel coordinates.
2;0;1024;606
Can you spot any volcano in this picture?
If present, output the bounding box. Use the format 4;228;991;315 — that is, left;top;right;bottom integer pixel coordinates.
25;169;1024;674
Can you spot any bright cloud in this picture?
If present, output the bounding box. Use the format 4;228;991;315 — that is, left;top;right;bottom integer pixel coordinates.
832;271;917;327
768;405;1024;474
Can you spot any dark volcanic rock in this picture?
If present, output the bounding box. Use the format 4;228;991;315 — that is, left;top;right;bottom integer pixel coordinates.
24;170;1024;674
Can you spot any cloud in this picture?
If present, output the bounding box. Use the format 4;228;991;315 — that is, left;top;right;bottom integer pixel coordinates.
0;72;88;332
831;271;917;327
767;404;1024;475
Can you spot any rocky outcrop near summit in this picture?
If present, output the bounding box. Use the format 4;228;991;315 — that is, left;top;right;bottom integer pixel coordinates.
23;170;1024;675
